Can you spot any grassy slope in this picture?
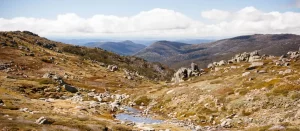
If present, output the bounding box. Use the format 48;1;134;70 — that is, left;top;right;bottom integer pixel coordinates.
0;31;174;130
138;56;300;130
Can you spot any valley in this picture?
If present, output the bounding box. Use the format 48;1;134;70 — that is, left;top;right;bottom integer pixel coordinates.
1;31;300;131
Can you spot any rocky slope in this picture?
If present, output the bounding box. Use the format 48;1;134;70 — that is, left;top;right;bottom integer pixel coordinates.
1;31;300;131
135;34;300;69
137;50;300;130
0;31;178;131
85;40;146;56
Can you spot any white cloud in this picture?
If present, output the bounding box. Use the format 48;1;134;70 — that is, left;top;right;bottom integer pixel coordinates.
201;9;230;20
1;7;300;38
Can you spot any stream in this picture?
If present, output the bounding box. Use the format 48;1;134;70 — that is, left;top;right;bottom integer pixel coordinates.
116;106;163;124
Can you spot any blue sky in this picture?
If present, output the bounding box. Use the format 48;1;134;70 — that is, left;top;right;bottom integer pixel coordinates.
1;0;298;19
1;0;300;38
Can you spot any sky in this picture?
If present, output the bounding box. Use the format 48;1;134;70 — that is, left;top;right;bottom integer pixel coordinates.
1;0;300;39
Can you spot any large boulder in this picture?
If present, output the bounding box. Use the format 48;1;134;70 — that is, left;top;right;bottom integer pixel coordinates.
172;63;202;83
248;51;261;62
207;63;214;68
287;51;300;59
217;60;227;66
62;84;78;93
172;67;188;83
191;62;199;72
110;101;121;112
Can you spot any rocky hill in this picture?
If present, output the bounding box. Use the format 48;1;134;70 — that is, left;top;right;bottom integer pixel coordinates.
134;49;300;131
135;34;300;69
0;31;178;130
1;31;300;131
85;40;146;56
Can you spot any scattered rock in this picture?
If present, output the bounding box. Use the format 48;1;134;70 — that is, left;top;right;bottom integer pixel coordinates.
107;65;118;72
0;63;12;70
249;62;264;68
35;116;50;124
70;94;83;102
279;69;293;75
123;69;143;80
258;70;267;74
220;119;232;128
268;125;286;131
242;72;250;77
35;40;57;50
110;101;121;112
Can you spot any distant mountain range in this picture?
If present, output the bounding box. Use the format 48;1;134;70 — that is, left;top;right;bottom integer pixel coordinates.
84;40;146;56
174;39;213;44
135;34;300;68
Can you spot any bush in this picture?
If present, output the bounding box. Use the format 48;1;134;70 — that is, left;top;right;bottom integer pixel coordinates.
135;96;151;106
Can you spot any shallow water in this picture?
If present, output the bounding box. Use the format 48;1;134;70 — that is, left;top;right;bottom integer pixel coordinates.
116;106;163;124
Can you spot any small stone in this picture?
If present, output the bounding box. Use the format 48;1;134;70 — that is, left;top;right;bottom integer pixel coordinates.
242;72;250;77
268;125;285;131
0;99;3;106
35;116;48;124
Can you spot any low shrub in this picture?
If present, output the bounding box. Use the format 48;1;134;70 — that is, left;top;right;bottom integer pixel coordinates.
134;96;151;106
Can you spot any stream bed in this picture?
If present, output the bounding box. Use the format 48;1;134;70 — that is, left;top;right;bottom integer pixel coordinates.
116;106;163;124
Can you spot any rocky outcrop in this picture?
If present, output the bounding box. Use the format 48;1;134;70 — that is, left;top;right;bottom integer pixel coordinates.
172;63;201;83
208;50;264;69
275;50;299;66
35;40;57;50
42;73;78;93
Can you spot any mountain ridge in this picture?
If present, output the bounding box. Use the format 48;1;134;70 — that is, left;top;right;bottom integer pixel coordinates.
84;40;146;56
135;34;300;68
